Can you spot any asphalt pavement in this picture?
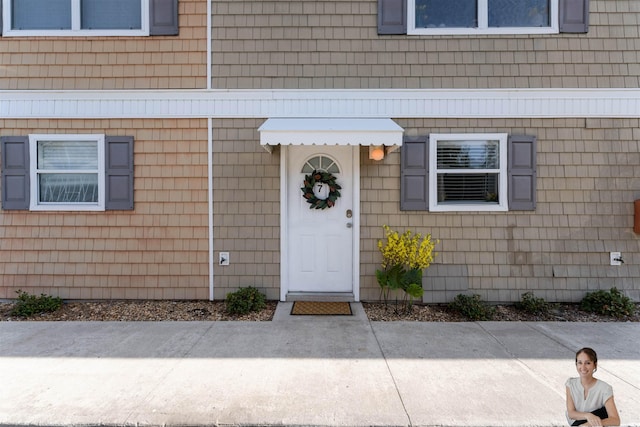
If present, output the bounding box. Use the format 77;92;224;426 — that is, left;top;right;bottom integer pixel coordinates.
1;302;639;427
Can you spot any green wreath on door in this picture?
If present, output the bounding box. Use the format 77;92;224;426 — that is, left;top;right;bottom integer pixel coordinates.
300;170;342;210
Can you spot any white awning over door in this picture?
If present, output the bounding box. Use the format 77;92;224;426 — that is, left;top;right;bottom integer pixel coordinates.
258;118;404;151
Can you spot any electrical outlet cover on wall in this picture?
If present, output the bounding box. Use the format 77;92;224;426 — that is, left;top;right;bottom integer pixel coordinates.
219;252;230;266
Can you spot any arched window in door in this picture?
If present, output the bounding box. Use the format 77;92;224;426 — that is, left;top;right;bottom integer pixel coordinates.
301;155;340;174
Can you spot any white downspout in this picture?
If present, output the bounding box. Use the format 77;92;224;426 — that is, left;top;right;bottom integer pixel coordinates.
208;117;214;300
207;0;212;90
207;0;214;300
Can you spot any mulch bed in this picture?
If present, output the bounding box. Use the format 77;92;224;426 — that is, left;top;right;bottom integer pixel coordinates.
363;302;640;322
0;300;277;322
0;300;638;322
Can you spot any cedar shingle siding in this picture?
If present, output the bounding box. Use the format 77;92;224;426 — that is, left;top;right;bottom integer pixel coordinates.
212;0;638;90
0;119;210;300
0;0;205;90
1;0;639;303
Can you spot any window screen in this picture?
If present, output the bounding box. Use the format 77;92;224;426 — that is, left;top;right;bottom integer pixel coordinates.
81;0;142;29
414;0;477;28
488;0;550;27
12;0;71;30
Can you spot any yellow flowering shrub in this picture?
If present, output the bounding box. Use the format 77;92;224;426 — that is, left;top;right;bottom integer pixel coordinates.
376;225;438;312
378;225;436;270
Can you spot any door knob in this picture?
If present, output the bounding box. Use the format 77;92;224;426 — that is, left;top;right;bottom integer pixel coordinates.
346;223;353;228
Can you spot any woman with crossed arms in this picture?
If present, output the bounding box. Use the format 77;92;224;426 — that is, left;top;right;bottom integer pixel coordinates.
566;347;620;426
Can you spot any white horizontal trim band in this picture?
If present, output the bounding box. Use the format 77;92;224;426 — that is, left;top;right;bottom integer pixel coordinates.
1;88;639;119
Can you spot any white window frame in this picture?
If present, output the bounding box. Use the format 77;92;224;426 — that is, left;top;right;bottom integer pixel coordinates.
429;133;508;212
408;0;558;35
2;0;149;37
29;134;105;211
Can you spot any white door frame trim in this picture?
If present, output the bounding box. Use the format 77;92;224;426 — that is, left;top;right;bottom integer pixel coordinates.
351;147;361;302
279;145;360;302
279;146;289;302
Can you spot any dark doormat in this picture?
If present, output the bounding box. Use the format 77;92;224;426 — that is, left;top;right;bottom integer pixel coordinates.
290;301;352;316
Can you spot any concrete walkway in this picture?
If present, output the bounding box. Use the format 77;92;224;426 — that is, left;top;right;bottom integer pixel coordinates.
0;302;639;427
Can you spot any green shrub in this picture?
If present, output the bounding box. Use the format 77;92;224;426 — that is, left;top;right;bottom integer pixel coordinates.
580;287;636;318
449;294;495;321
225;287;267;315
11;290;63;317
517;292;549;315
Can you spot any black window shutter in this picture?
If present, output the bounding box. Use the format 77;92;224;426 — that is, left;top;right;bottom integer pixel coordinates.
400;136;429;211
149;0;179;36
559;0;589;33
1;136;30;210
378;0;407;35
105;136;134;210
508;135;537;211
0;1;3;36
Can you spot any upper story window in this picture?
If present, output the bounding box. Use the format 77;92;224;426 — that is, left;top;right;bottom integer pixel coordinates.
408;0;558;35
3;0;149;36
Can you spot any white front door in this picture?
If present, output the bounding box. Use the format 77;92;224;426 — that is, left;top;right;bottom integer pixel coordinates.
284;145;357;297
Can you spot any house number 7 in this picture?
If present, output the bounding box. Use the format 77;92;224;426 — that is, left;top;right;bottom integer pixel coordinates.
313;182;329;200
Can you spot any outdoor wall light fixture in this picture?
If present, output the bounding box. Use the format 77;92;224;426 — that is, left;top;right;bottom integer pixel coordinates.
369;145;385;161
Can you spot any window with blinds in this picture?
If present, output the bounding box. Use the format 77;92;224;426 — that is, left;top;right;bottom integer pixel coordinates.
36;140;99;204
29;135;105;210
430;134;508;212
